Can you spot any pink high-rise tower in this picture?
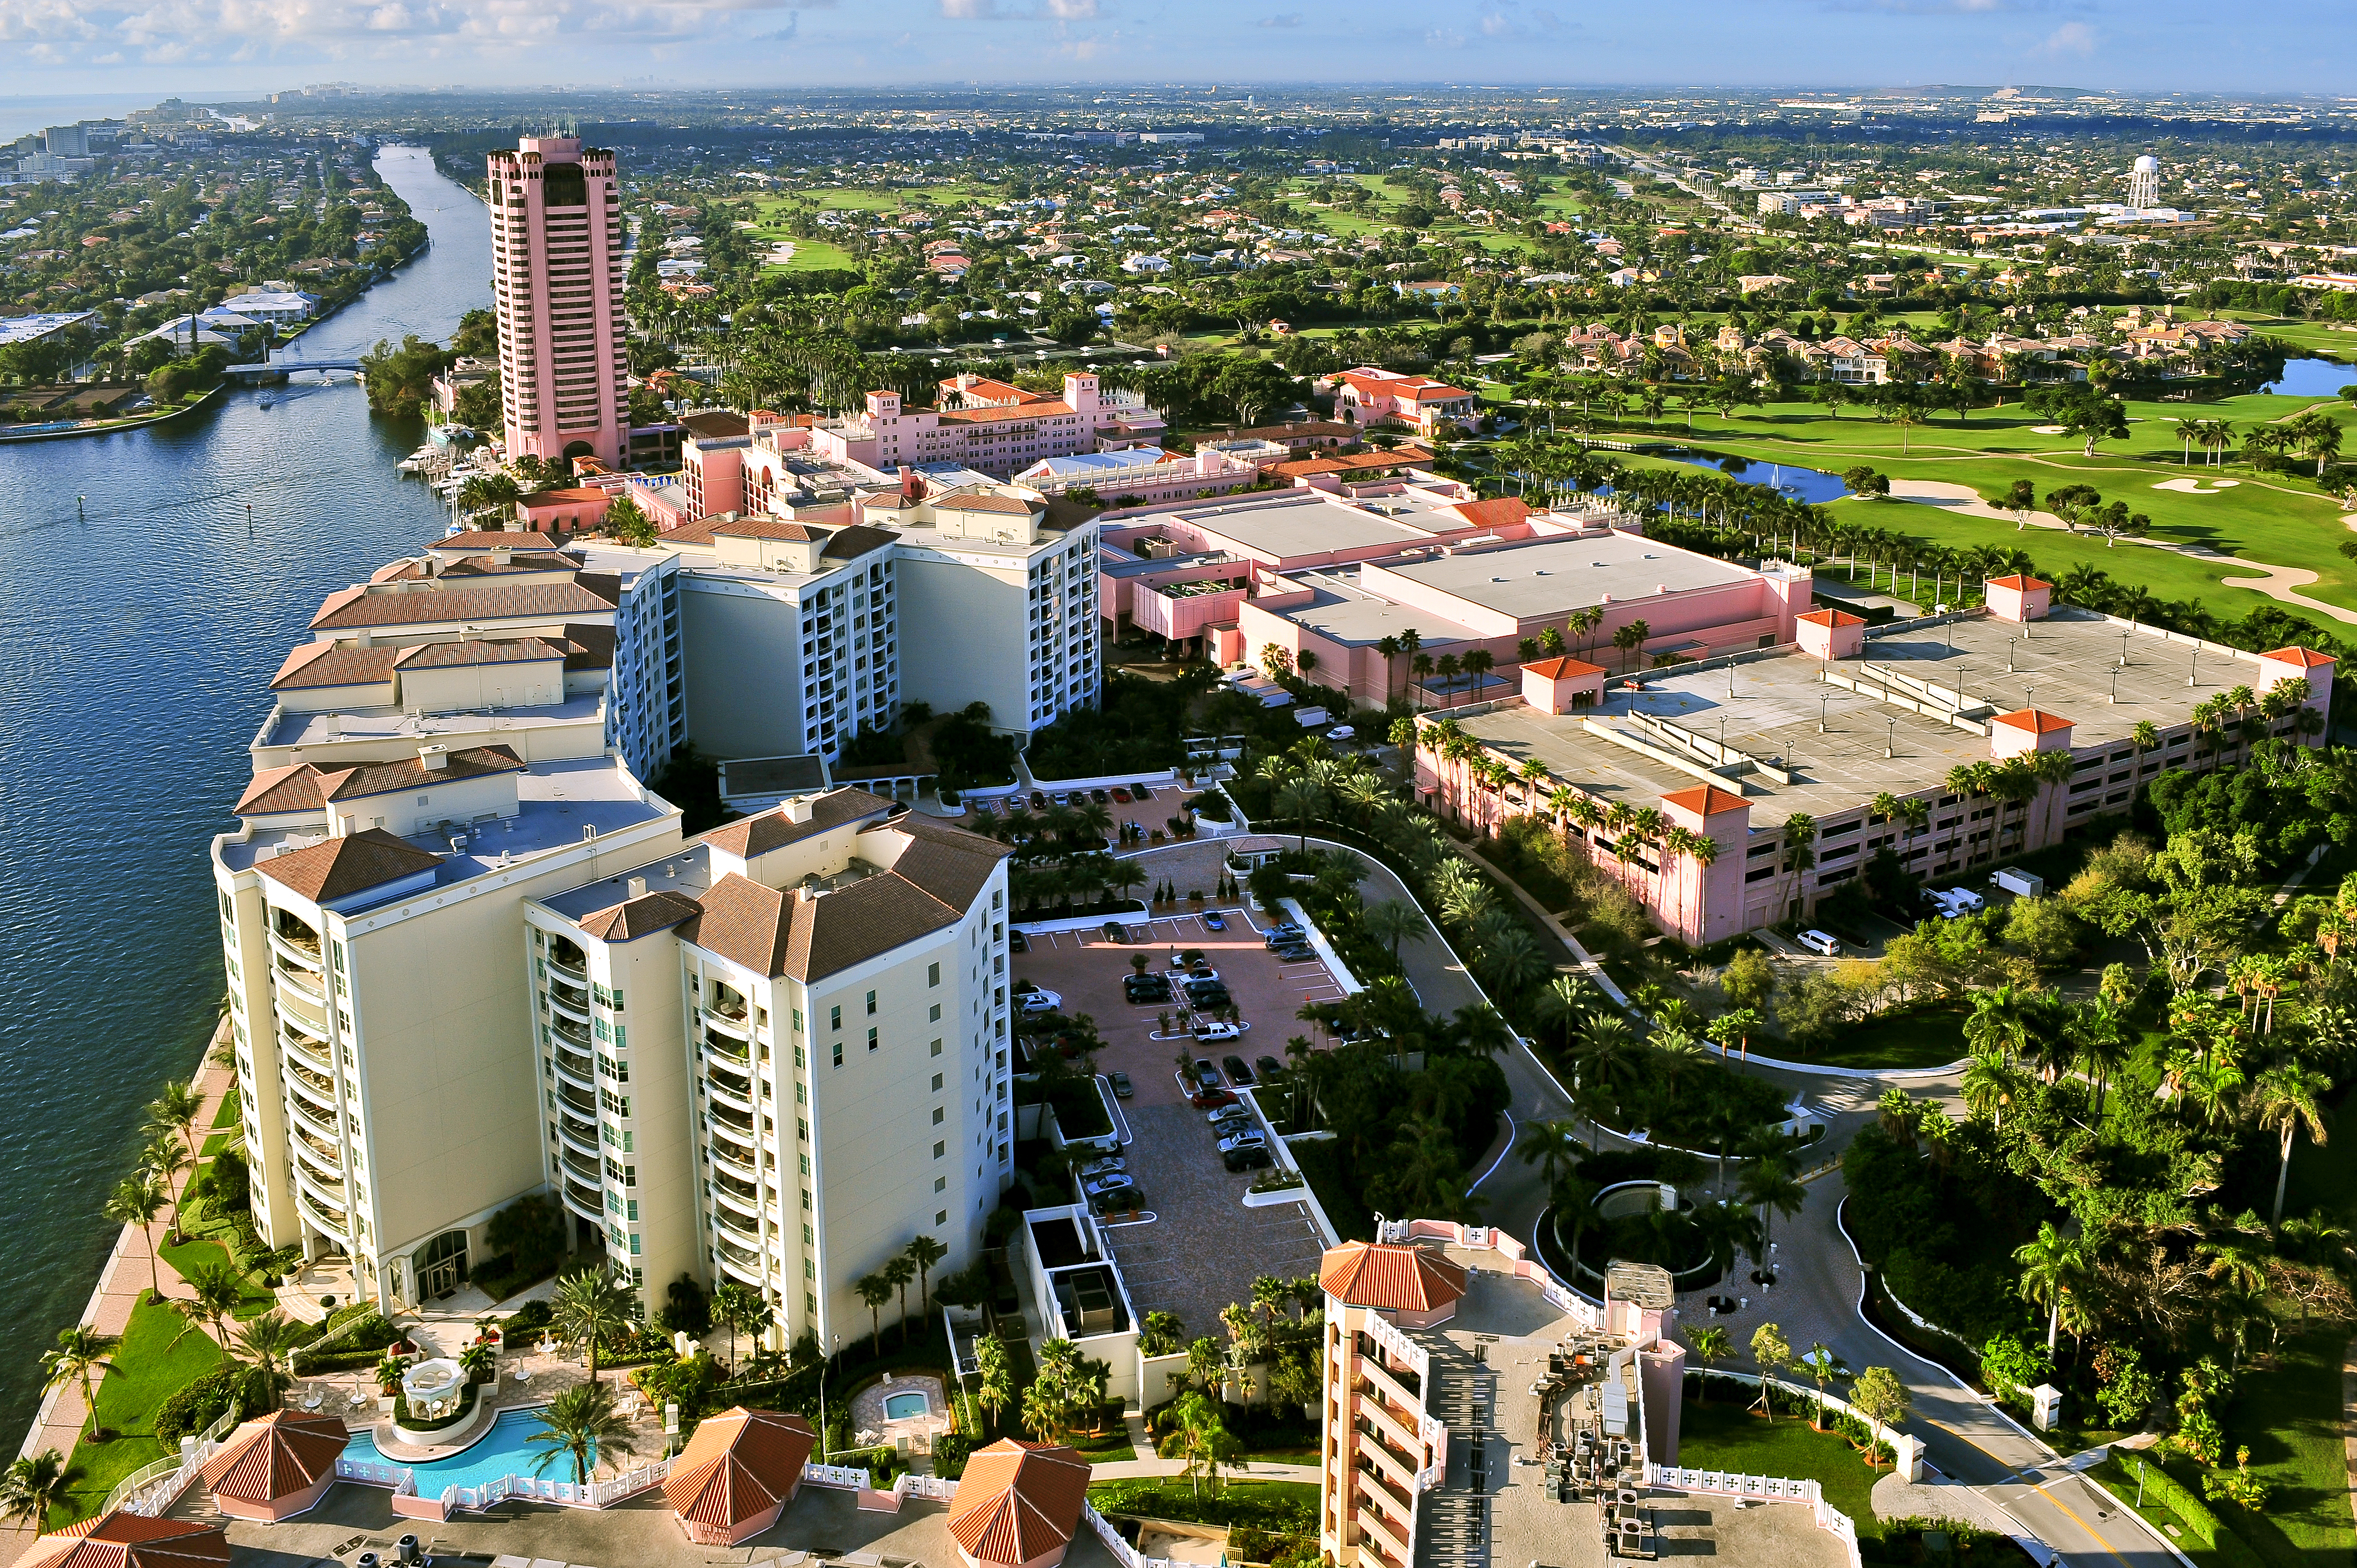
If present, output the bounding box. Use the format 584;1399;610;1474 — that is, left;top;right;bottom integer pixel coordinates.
487;135;627;470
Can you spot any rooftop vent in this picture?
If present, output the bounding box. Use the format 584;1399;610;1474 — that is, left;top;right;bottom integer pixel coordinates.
627;876;649;900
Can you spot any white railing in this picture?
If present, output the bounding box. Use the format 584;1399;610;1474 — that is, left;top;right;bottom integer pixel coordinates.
895;1471;960;1502
113;1401;245;1516
802;1460;875;1490
1647;1463;1862;1568
334;1457;418;1493
1375;1218;1605;1329
1082;1502;1190;1568
1416;1412;1449;1492
331;1456;667;1513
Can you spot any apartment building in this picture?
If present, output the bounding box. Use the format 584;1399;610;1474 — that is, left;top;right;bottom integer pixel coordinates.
810;374;1165;481
488;135;628;470
522;788;1013;1342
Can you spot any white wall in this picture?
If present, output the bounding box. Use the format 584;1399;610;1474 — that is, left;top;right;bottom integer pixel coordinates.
680;579;809;761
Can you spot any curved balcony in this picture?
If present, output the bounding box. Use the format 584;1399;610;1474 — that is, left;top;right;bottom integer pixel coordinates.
706;1074;755;1117
548;974;591;1013
714;1213;766;1254
712;1182;763;1223
292;1126;343;1171
286;1063;339;1117
701;1004;751;1042
561;1178;604;1224
274;973;329;1030
552;1047;597;1092
298;1190;349;1236
557;1113;602;1159
280;1030;333;1077
560;1147;603;1185
278;996;329;1041
702;1031;750;1069
549;1014;592;1050
716;1246;765;1287
545;949;588;983
707;1112;758;1157
707;1143;760;1184
269;928;325;973
292;1161;348;1214
286;1091;339;1142
556;1083;599;1120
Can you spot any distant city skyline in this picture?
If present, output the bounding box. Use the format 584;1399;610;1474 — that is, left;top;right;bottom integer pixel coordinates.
4;1;2354;103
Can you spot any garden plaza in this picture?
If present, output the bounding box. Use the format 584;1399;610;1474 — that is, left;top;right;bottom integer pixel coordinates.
1417;577;2334;946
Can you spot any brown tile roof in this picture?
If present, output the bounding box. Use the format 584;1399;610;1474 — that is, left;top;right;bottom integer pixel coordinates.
559;622;617;671
1991;708;2072;734
1796;609;1865;628
946;1441;1090;1568
439;551;584;577
309;578;618;632
1319;1241;1466;1313
821;524;899;562
392;638;565;670
702;790;900;860
198;1411;348;1503
679;874;795;977
370;559;428;583
312;744;525;804
662;1407;816;1530
1450;497;1530;531
713;517;821;541
18;1513;229;1568
516;487;614;510
270;641;399;690
235;764;326;817
1521;656;1605;680
255;828;444;904
1661;784;1750;817
431;530;562;553
579;889;703;943
681;410;753;441
934;493;1039;514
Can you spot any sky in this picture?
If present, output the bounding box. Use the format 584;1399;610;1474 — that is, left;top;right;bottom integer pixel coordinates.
2;0;2354;104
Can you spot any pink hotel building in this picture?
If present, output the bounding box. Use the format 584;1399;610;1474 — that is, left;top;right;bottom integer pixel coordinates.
487;135;628;470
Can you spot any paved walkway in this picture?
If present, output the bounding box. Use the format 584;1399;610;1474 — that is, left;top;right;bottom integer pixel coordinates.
1086;1456;1321;1482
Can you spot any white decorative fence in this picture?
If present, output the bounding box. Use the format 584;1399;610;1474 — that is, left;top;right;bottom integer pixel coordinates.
1083;1502;1192;1568
801;1460;875;1490
332;1454;669;1513
1646;1466;1861;1568
1375;1218;1605;1329
113;1401;244;1517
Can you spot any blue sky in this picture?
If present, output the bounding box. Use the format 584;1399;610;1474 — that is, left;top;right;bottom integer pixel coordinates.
1;0;2351;103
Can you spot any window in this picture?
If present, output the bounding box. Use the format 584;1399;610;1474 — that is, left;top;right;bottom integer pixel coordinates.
868;1028;879;1051
792;1009;803;1033
804;1224;814;1244
830;1005;841;1031
935;1177;947;1194
799;1154;811;1175
933;1107;945;1124
930;1004;941;1022
933;1141;946;1158
866;989;878;1015
932;1073;944;1091
928;963;940;987
930;1038;944;1056
832;1042;843;1068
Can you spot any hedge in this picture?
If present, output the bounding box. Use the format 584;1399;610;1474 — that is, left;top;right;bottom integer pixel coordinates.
2092;1453;2266;1568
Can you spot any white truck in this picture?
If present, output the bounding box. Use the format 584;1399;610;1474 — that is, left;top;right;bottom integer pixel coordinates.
1990;866;2045;899
1924;885;1985;918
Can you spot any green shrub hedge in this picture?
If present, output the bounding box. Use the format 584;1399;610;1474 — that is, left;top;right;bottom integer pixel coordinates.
2093;1454;2267;1568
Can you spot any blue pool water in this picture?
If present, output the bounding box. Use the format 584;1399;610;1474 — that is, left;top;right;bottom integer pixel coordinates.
2260;356;2357;398
884;1391;931;1421
1664;453;1853;503
346;1407;581;1492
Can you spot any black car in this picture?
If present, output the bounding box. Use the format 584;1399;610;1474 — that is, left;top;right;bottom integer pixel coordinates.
1124;974;1172;1003
1262;925;1306;949
1185;986;1232;1010
1222;1054;1254;1086
1101;922;1129;943
1273;942;1315;962
1255;1054;1284;1081
1223;1144;1274;1173
1092;788;1111;804
1194;1058;1223;1090
1009;930;1028;953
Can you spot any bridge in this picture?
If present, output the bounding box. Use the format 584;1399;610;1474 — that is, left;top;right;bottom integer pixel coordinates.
223;357;363;382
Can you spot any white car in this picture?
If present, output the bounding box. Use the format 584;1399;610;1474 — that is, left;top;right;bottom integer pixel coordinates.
1327;725;1356;742
1797;930;1841;958
1016;988;1062;1014
1191;1021;1243;1043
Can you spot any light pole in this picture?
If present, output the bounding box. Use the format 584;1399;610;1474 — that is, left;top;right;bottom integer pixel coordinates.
2120;631;2130;668
1819;691;1830;734
818;1332;840;1461
2189;647;2199;689
1886;716;1896;759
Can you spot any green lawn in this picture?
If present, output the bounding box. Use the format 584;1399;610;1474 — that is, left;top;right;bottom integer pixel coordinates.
60;1295;234;1524
1674;1395;1890;1538
2088;1454;2242;1568
156;1235;276;1318
1782;1005;1968;1070
2216;1329;2355;1568
1088;1477;1319;1514
773;236;858;272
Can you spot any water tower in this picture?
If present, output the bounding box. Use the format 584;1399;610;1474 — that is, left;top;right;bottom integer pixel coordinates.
2128;154;2160;212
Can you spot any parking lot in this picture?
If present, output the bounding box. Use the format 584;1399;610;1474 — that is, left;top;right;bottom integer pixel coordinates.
972;778;1198;845
1013;897;1337;1342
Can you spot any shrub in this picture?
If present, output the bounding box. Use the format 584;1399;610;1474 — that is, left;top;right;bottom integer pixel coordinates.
1979;1333;2050;1410
483;1195;566;1285
155;1364;274;1443
933;1431;975;1479
507;1299;554;1333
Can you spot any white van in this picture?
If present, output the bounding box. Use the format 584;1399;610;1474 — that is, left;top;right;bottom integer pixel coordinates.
1797;930;1842;958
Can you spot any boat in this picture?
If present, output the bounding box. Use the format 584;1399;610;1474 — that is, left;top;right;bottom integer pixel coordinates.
397;446;439;475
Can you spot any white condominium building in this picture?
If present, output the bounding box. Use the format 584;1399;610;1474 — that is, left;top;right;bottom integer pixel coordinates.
524;788;1013;1343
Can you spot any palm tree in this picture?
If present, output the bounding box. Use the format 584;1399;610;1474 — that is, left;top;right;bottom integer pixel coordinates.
884;1254;918;1345
234;1312;305;1404
174;1261;247;1359
1803;1342;1850;1431
712;1282;766;1376
1273;775;1325;854
39;1327;117;1437
104;1173;169;1304
906;1234;950;1318
2013;1221;2084;1354
1361;899;1426;968
1960;1050;2023;1129
2250;1065;2331;1226
143;1133;192;1242
147;1082;205;1174
527;1379;640;1487
856;1273;894;1357
549;1266;638;1384
1685;1325;1731;1404
1156;1392;1241;1500
1741;1158;1807;1260
0;1450;68;1540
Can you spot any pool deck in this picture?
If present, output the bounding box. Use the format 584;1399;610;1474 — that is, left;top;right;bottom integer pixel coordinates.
850;1373;951;1453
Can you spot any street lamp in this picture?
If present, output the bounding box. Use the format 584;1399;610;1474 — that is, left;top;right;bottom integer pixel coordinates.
2189;647;2200;689
1885;716;1896;759
1819;691;1830;734
2120;631;2131;669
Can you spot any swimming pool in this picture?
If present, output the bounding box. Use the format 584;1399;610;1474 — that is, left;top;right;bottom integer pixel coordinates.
344;1406;587;1493
884;1391;930;1421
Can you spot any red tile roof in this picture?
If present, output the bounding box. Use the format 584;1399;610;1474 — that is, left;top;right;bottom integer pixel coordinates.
270;641;399;690
946;1441;1090;1568
1521;656;1606;680
235;763;326;817
255;828;442;904
1319;1241;1466;1313
18;1513;228;1568
2263;647;2336;667
1991;708;2072;733
1797;609;1865;628
309;578;617;632
1661;784;1750;817
662;1407;816;1531
1985;574;2050;591
1449;497;1530;532
198;1411;348;1503
579;889;703;943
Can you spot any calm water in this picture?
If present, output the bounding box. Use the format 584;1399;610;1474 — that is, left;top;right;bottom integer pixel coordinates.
0;146;488;1444
2261;356;2357;398
344;1406;567;1492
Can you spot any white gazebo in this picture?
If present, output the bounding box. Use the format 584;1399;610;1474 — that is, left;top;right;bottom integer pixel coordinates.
402;1358;467;1421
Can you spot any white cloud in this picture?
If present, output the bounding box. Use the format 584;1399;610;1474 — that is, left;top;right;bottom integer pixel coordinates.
2036;18;2094;53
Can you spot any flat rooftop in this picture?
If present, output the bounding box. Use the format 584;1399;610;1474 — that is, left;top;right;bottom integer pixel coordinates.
533;841;718;922
1266;570;1485;647
261;693;605;751
1157;490;1444;561
221;757;670;911
1458;608;2272;832
1385;531;1761;619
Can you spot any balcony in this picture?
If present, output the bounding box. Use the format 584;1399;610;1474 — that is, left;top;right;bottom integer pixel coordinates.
702;1004;751;1041
286;1091;339;1142
557;1113;601;1158
1360;1354;1422;1406
549;1014;591;1050
707;1112;758;1155
714;1213;765;1253
707;1143;759;1184
279;1030;333;1076
702;1031;750;1068
298;1191;348;1236
286;1062;339;1116
561;1180;604;1225
293;1127;343;1171
292;1161;347;1213
1354;1414;1420;1479
715;1241;764;1285
707;1070;755;1114
269;929;324;973
1355;1507;1411;1568
547;981;591;1023
546;950;588;983
552;1047;596;1091
274;971;328;1028
557;1083;599;1120
1355;1461;1411;1514
560;1147;603;1185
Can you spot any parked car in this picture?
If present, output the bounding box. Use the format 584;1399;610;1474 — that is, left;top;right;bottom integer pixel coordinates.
1078;1156;1126;1181
1130;782;1156;798
1084;1173;1135;1199
1101;922;1129;943
1218;1129;1268;1155
1111;787;1132;803
1009;930;1028;952
1089;1187;1144;1215
1208;1105;1254;1131
1797;929;1842;958
1192;1085;1238;1110
1223;1144;1274;1173
1255;1055;1284;1081
1203;911;1226;931
1017;989;1062;1015
1273;943;1315;963
1092;788;1111;804
1052;792;1071;806
1030;791;1048;810
1222;1054;1254;1086
1108;1070;1133;1098
1192;1021;1242;1044
1184;966;1221;983
1187;988;1233;1012
1327;725;1356;742
1262;924;1306;948
1124;975;1171;1003
1194;1058;1223;1090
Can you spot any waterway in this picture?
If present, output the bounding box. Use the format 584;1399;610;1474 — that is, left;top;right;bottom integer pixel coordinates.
0;145;488;1445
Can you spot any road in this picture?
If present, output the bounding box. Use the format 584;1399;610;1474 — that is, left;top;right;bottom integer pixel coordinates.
1310;838;2179;1568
